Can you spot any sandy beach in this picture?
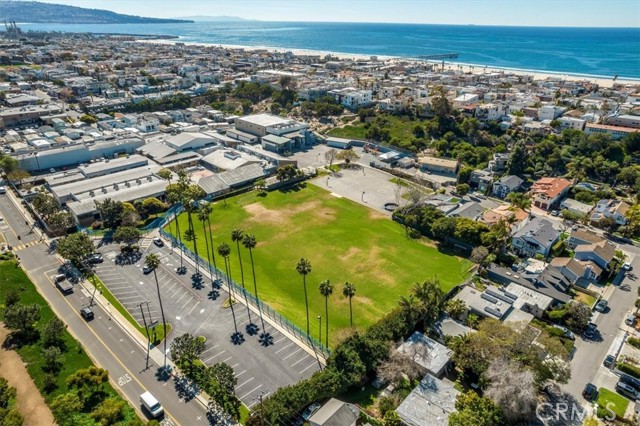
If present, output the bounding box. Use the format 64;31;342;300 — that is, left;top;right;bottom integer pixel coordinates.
139;38;640;89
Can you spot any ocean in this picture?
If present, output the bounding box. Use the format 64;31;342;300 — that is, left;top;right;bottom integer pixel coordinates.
21;21;640;79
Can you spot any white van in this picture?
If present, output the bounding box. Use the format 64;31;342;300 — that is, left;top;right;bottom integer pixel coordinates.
140;391;163;418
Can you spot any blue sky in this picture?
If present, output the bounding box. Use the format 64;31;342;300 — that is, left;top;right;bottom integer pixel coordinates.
36;0;640;27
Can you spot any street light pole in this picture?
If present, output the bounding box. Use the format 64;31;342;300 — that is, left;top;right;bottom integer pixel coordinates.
138;302;151;369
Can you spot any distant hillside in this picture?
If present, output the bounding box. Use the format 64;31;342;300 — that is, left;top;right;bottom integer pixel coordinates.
0;1;193;24
175;15;252;22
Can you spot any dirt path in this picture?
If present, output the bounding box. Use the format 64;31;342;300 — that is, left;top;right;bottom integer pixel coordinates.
0;325;55;426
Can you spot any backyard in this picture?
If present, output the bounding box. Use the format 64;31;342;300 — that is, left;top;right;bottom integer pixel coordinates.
167;184;471;346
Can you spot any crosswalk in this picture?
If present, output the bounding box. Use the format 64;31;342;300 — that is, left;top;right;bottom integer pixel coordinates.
8;242;37;252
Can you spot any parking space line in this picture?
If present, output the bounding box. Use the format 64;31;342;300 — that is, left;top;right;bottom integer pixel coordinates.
240;384;262;400
283;348;301;361
298;362;318;375
200;345;219;356
222;356;232;363
175;292;189;304
187;301;200;315
248;393;269;408
180;296;193;310
236;377;254;389
275;343;294;354
290;356;309;368
231;363;239;369
204;350;226;363
273;336;287;345
234;369;246;378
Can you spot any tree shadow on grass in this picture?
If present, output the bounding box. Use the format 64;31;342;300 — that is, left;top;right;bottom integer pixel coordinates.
2;329;40;350
277;182;307;194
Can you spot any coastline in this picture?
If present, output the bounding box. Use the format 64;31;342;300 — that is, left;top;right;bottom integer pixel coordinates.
138;38;640;88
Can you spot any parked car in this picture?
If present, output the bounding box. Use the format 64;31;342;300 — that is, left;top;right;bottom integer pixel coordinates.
626;314;637;327
551;210;559;216
595;300;608;313
0;186;6;194
616;381;638;400
88;253;103;264
301;403;321;421
604;355;616;368
582;383;598;401
623;262;632;271
80;307;94;321
552;324;575;340
153;238;164;247
142;265;154;274
585;322;597;338
620;374;640;391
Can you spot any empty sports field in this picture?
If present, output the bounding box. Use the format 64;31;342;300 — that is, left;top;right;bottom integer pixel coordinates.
169;184;471;346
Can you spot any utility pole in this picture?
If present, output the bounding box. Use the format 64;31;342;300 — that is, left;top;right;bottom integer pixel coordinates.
138;302;151;369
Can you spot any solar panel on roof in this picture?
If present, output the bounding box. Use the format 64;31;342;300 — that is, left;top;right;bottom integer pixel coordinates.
486;289;515;304
481;293;498;304
484;307;503;318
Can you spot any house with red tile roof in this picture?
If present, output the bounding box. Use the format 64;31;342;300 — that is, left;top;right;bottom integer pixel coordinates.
529;177;572;211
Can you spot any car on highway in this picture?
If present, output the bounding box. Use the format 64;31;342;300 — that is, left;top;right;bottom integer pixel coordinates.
595;300;608;313
604;354;616;368
624;262;633;271
80;307;94;321
616;381;638;400
584;322;597;339
153;237;164;247
582;383;598;401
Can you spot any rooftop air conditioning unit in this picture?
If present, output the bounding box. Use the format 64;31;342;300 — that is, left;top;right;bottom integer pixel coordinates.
89;190;94;197
113;183;118;189
147;176;152;182
101;187;107;193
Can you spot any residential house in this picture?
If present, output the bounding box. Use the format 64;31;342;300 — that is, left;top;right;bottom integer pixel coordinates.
396;332;452;378
511;217;560;258
567;229;605;249
308;399;358;426
475;103;506;122
448;201;484;220
530;177;572;210
585;123;640;140
469;169;493;192
396;374;460;426
549;257;601;284
487;263;571;304
480;205;528;228
453;285;535;324
590;199;630;226
574;239;617;271
559;199;593;216
488;152;510;172
492;175;523;199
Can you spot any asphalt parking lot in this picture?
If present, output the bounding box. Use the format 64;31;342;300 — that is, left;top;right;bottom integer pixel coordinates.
94;239;320;406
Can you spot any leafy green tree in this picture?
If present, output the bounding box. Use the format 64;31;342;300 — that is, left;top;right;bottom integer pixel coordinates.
0;153;18;175
90;396;125;425
506;192;531;216
4;303;41;335
342;282;356;327
66;366;109;400
0;378;16;409
94;198;125;228
455;183;470;196
296;258;312;335
50;392;83;426
42;346;64;374
170;333;205;367
57;232;95;266
413;278;444;326
431;217;457;241
445;299;467;320
0;408;22;426
141;197;165;216
384;411;403;426
507;141;527;175
276;164;302;182
449;391;504;426
113;226;141;248
331;345;365;384
47;211;74;236
336;149;360;166
430;85;452;119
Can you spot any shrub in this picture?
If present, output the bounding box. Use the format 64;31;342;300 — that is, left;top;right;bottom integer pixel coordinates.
617;362;640;379
90;221;103;230
635;298;640;308
628;337;640;349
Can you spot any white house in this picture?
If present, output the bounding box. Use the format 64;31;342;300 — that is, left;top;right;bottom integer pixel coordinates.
590;199;630;225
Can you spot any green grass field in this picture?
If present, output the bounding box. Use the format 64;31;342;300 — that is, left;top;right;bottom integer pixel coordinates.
168;185;471;345
597;387;629;419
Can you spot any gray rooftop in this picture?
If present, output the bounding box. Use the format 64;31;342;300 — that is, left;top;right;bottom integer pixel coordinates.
396;374;460;426
197;163;264;194
236;113;291;127
137;140;177;159
397;332;452;377
513;217;560;250
497;174;524;188
80;154;148;178
261;134;291;146
308;398;358;426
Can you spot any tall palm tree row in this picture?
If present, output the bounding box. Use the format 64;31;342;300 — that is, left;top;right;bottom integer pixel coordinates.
343;282;356;327
197;202;214;283
218;242;242;342
318;279;334;347
231;228;253;329
242;233;266;333
145;253;167;368
295;258;312;336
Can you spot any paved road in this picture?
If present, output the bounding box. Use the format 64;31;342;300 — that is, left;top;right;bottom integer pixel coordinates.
93;238;321;407
562;251;640;403
0;193;212;426
0;190;41;250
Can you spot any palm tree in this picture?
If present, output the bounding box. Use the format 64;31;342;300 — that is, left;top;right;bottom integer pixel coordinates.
506;192;532;218
318;280;334;347
197;203;214;285
296;258;312;336
413;278;445;327
342;282;356;327
218;243;242;343
231;228;253;331
242;233;266;334
145;253;167;368
399;294;420;327
166;191;185;272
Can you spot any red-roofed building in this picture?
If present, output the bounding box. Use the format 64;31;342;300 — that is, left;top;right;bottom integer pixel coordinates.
530;177;573;211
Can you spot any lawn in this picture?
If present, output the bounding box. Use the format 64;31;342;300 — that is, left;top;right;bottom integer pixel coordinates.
326;124;367;140
327;114;427;145
167;184;471;346
0;260;139;423
597;387;629;419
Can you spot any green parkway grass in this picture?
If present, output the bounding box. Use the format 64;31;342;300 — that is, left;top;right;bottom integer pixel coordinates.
597;387;629;419
0;261;139;424
88;274;171;346
168;185;471;345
